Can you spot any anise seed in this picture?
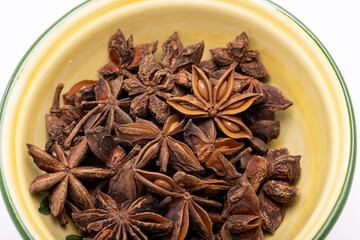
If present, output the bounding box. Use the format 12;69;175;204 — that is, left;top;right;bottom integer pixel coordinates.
226;100;245;109
217;81;228;101
222;119;241;132
217;145;231;151
153;179;173;192
198;79;209;100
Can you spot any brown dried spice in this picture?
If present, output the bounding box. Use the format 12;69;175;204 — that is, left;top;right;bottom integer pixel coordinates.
222;174;263;239
258;189;285;234
263;180;298;204
28;138;112;224
122;54;175;124
245;156;268;192
72;190;172;239
27;30;302;239
168;66;259;139
266;148;301;184
184;119;242;182
64;77;133;148
135;170;221;240
114;115;203;173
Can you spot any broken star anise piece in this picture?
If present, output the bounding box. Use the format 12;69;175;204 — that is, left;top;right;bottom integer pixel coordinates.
72;190;172;240
135;170;221;240
46;83;82;147
245;155;268;192
115;114;203;173
263;180;299;204
161;32;204;73
27;138;113;224
64;77;133;148
167;65;259;139
266;148;301;184
258;189;285;234
63;80;97;106
184;119;241;182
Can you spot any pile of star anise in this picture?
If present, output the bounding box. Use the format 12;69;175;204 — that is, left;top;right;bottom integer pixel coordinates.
27;29;301;240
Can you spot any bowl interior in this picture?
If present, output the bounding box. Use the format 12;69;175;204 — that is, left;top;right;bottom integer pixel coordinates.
1;0;351;239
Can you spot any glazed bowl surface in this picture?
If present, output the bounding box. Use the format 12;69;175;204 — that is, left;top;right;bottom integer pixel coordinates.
0;0;355;239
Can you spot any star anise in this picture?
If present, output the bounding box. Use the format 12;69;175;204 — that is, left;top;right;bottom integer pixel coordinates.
210;32;269;79
64;77;133;148
161;32;204;73
258;189;285;234
263;180;298;204
108;158;141;203
173;171;231;196
63;80;97;106
184;119;242;182
45;83;83;149
265;148;301;184
108;29;158;71
107;136;182;203
232;73;293;111
85;126;140;171
135;170;223;240
27;138;113;224
245;155;268;192
114;114;203;173
221;174;263;239
72;190;172;240
167;66;259;139
122;54;176;124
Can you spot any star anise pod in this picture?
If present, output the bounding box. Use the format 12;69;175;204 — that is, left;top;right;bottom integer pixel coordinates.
135;170;223;240
245;155;268;192
122;54;177;124
63;80;98;106
232;73;293;111
263;180;298;204
210;32;269;79
184;119;242;182
45;83;83;148
161;32;204;73
72;190;172;240
222;174;263;239
173;171;231;196
108;29;158;71
27;138;113;224
85;126;140;171
107;137;180;203
114;114;203;173
108;158;141;203
64;77;133;148
167;66;259;139
49;83;82;124
265;148;301;184
258;188;285;234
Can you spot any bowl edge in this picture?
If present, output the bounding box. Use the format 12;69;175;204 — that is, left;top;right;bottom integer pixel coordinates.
0;0;356;239
263;1;357;239
0;1;94;239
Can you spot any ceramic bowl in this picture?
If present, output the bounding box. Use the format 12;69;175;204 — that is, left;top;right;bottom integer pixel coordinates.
0;0;356;239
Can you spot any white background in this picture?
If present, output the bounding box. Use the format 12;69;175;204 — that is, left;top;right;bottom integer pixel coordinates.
0;0;359;239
